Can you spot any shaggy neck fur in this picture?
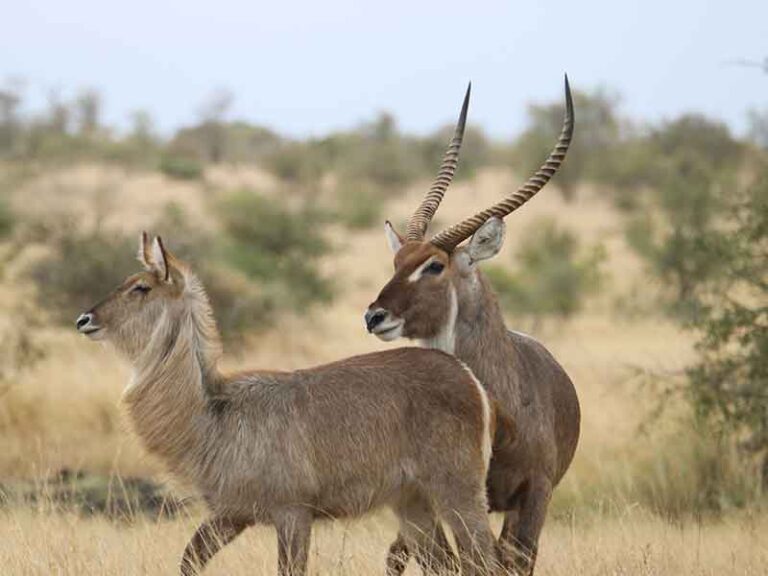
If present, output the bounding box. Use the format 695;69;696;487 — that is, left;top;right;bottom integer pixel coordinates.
450;271;518;402
122;273;222;479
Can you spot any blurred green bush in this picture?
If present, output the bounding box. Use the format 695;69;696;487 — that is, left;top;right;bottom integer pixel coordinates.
332;178;386;230
215;190;333;311
28;223;138;323
158;155;204;180
0;196;13;239
513;88;622;201
486;218;604;324
23;191;333;342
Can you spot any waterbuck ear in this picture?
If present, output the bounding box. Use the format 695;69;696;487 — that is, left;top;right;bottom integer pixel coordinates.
137;231;153;270
384;220;404;254
467;217;505;263
151;236;171;283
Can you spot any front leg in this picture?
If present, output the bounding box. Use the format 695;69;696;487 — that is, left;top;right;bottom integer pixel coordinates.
274;507;313;576
180;516;251;576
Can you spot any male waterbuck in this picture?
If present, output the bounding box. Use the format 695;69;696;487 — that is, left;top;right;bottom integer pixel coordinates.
365;78;580;575
76;233;515;576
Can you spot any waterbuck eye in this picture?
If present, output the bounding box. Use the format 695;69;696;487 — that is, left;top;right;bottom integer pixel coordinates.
423;261;445;276
131;284;151;295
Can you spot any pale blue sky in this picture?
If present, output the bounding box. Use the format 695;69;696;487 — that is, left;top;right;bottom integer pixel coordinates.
2;0;766;138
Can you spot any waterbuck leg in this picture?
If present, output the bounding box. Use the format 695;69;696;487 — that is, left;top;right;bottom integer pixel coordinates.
497;507;522;570
511;479;553;576
414;522;457;575
392;490;459;575
180;516;250;576
386;527;456;576
431;475;499;576
441;501;499;576
275;507;313;576
385;534;410;576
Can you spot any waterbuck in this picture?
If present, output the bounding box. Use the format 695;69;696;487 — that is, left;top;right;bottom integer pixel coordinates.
76;232;515;576
364;78;580;575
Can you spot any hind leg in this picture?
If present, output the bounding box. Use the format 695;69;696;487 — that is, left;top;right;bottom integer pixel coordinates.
498;505;525;571
432;475;498;576
509;478;552;576
392;489;459;575
179;516;251;575
386;526;455;576
440;498;499;576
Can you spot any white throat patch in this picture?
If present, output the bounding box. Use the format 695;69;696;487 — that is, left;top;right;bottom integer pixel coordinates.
420;284;458;354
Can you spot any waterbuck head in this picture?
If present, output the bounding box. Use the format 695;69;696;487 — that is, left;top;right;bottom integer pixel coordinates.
75;232;187;360
365;77;574;348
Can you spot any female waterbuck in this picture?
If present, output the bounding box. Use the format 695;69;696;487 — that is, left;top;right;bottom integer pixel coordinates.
365;78;580;575
76;233;514;576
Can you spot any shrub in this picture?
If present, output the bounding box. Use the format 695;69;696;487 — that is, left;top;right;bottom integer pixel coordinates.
216;190;333;311
333;178;386;230
260;111;490;192
197;264;275;341
487;218;604;324
159;155;204;180
0;195;13;239
28;223;138;324
597;114;744;211
0;311;45;390
683;176;768;488
152;203;276;340
629;155;768;493
513;88;622;201
25;219;276;342
262;141;325;183
625;152;736;319
24;191;332;341
0;88;22;157
651;114;743;174
590;136;659;209
748;108;768;150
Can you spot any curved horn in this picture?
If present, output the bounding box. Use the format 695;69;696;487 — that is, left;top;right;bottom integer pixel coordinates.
406;83;471;241
430;75;574;252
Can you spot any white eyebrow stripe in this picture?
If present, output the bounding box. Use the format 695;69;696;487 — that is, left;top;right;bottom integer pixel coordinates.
408;256;437;283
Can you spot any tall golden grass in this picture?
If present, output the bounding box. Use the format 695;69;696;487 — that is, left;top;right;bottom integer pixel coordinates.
0;506;765;575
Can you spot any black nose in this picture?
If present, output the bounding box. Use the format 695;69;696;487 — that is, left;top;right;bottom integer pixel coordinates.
365;309;387;333
76;313;92;330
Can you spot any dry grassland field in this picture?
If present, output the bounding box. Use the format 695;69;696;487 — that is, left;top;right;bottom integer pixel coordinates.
0;165;765;575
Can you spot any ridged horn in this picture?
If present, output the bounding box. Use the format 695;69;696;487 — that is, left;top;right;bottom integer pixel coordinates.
405;83;471;241
430;75;574;252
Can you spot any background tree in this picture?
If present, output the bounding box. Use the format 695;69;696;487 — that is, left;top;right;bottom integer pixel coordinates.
45;89;70;136
486;218;604;327
684;171;768;488
74;89;102;138
0;85;22;156
747;109;768;150
625;116;744;319
197;88;233;163
514;88;622;201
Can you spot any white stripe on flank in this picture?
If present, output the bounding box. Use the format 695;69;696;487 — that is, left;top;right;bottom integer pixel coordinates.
459;360;492;471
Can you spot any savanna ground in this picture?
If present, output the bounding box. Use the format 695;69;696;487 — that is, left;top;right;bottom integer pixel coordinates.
0;163;765;575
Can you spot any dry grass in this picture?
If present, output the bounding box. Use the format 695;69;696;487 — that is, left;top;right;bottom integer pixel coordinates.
0;507;765;575
0;164;764;574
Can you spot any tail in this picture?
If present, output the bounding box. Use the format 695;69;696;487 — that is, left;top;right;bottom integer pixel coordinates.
491;401;516;453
